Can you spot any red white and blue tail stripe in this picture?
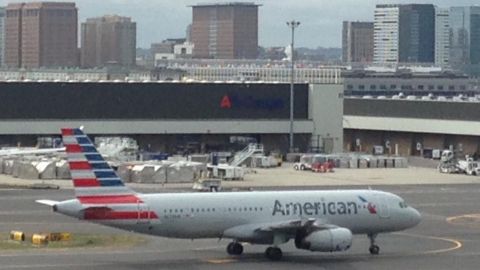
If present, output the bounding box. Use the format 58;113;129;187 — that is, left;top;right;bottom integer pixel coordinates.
62;128;139;205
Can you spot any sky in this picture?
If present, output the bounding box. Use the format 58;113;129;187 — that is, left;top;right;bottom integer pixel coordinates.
1;0;480;48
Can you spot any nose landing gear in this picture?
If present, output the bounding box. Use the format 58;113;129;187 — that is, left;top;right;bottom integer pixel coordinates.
368;233;380;255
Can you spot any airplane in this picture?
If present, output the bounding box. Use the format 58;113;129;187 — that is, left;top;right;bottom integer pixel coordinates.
0;147;65;156
37;128;421;261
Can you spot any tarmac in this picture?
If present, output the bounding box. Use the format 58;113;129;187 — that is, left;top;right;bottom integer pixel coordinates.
0;164;480;269
0;184;479;270
1;162;480;190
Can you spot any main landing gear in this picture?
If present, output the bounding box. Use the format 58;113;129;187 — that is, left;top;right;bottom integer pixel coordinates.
226;242;243;255
368;233;380;255
265;246;283;261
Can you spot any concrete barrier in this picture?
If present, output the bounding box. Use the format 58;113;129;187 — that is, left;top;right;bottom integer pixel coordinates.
18;161;39;179
152;164;167;183
348;158;358;169
116;164;132;183
166;162;205;183
385;158;394;168
12;160;22;178
35;160;56;179
56;160;71;179
131;165;155;183
358;158;368;169
394;157;408;168
3;159;15;175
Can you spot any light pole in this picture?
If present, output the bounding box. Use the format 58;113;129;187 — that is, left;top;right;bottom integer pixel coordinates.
287;20;300;153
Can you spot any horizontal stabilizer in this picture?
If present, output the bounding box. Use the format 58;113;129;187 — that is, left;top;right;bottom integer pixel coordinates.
35;199;59;206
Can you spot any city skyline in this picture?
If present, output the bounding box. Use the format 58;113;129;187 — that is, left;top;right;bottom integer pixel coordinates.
0;0;479;49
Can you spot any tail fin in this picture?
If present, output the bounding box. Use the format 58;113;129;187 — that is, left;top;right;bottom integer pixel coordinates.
61;128;138;204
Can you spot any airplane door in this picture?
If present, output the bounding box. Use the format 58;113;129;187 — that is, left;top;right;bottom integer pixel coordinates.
137;203;151;224
374;195;390;219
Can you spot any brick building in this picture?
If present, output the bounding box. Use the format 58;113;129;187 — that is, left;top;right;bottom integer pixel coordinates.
190;2;259;59
5;2;78;68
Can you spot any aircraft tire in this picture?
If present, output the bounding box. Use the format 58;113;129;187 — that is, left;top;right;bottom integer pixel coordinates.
227;242;243;255
265;247;282;261
369;245;380;255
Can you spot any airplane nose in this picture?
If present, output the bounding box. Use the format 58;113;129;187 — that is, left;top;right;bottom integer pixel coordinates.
409;207;421;227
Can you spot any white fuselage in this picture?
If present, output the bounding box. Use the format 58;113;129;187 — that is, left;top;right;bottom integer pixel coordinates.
56;189;421;243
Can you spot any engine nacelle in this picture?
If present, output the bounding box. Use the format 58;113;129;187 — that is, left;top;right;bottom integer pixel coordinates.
295;228;352;252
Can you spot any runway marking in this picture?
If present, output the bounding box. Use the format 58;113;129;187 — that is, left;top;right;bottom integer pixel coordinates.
204;258;238;264
0;244;224;257
446;214;480;228
394;232;463;255
0;262;113;269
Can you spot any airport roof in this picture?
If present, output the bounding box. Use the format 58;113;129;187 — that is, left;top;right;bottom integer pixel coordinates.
189;2;261;7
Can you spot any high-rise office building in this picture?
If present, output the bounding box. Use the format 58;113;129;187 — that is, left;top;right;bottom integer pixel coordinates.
449;6;480;68
5;2;78;68
398;4;435;63
374;4;435;64
0;7;5;67
190;2;259;59
342;21;374;63
435;7;450;66
374;5;400;63
81;15;136;68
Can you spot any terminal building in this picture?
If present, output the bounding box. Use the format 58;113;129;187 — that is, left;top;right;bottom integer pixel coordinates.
344;97;480;157
0;81;343;154
0;66;479;158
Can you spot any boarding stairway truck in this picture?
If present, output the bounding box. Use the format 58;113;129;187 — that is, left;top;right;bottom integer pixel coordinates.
230;143;264;167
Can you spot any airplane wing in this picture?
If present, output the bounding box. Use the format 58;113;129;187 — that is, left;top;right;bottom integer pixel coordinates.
0;147;65;156
255;218;336;233
223;218;336;242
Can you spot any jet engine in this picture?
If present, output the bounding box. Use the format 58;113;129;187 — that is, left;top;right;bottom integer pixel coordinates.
295;227;352;252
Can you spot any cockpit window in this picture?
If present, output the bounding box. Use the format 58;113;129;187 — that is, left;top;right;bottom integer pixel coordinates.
399;201;408;208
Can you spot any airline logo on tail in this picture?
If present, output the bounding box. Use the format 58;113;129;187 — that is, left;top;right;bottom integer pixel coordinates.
62;128;157;220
